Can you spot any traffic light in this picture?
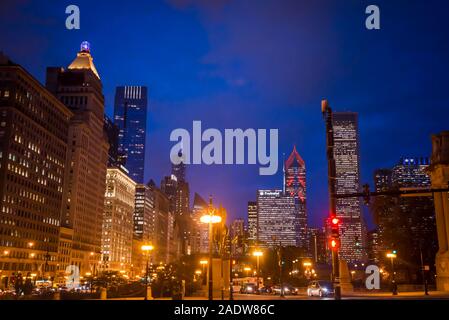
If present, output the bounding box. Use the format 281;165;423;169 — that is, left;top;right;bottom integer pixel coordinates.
329;215;340;250
363;184;370;205
330;238;339;250
330;216;339;238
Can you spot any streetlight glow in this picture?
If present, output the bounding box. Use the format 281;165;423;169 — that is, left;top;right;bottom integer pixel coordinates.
141;245;154;252
200;215;222;224
252;250;263;257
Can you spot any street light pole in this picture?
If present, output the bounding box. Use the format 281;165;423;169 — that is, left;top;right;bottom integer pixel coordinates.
141;245;154;300
387;251;397;295
200;196;222;301
208;219;213;301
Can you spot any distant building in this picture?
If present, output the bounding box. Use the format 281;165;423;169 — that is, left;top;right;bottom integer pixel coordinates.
308;228;327;264
332;112;364;263
372;157;437;282
46;42;109;274
367;229;380;264
247;201;258;243
133;184;155;242
114;86;148;183
191;193;209;254
374;169;392;192
146;180;171;264
392;157;431;187
101;168;136;272
0;53;73;280
284;146;308;249
256;190;296;248
230;219;246;257
103;115;122;167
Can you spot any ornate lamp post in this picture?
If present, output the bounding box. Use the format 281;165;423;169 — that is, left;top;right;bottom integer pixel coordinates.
386;251;397;295
200;206;222;300
141;244;154;300
252;250;263;292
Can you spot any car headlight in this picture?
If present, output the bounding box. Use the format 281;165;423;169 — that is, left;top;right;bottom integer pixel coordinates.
322;288;328;292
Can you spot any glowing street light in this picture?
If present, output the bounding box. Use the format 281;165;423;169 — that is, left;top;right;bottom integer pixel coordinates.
141;244;155;300
252;250;263;292
200;196;222;301
386;251;398;295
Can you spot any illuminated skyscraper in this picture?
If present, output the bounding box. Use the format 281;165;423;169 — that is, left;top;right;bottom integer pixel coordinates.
191;193;209;254
46;42;109;274
374;168;392;192
101;168;136;272
284;146;308;249
114;86;148;183
256;190;296;248
332;112;364;263
247;201;258;242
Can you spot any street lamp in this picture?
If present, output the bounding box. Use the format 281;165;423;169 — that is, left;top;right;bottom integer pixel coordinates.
386;251;397;295
200;200;222;301
252;250;263;292
141;244;154;300
199;260;208;286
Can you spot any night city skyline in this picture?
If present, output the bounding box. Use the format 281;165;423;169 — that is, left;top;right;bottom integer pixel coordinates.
1;0;449;228
2;0;449;306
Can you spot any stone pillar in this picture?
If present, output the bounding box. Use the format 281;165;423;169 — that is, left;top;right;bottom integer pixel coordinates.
339;260;354;294
428;131;449;291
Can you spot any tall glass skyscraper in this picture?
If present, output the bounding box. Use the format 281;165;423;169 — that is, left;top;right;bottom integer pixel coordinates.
284;145;308;249
332;112;364;263
114;86;148;183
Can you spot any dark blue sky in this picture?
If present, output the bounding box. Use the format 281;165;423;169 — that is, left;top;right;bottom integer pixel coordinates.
1;0;449;227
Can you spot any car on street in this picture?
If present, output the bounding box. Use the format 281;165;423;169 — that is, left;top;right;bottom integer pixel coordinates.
272;284;298;295
258;285;273;294
307;280;334;297
240;283;257;294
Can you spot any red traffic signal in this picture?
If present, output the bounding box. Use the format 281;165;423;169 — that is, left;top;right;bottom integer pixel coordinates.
330;238;339;249
331;217;339;225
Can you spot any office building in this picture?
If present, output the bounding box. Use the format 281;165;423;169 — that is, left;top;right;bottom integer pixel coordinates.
114;86;148;183
256;190;296;248
284;145;308;249
332;112;364;263
0;53;72;282
101;168;136;272
247;201;257;243
46;42;109;274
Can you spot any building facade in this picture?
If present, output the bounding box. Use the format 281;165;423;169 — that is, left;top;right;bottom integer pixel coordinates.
373;157;437;282
256;190;297;248
46;42;109;275
284;146;308;249
308;228;327;264
191;193;209;254
113;86;148;183
101;168;136;272
247;201;257;243
332;112;364;263
230;219;246;257
0;53;73;283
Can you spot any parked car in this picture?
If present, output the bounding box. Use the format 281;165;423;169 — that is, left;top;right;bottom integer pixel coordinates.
258;285;273;294
272;284;298;295
307;280;334;297
240;283;257;294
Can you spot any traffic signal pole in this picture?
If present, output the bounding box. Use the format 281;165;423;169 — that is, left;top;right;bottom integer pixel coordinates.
322;100;341;300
